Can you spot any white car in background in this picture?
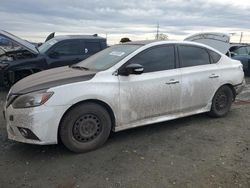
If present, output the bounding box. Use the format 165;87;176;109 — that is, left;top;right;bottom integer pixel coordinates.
4;41;245;153
184;32;231;54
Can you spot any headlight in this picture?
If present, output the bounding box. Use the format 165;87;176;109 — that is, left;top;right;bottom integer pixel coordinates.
12;91;54;109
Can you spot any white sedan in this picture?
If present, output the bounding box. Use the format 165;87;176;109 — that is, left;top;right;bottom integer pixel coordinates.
4;41;245;152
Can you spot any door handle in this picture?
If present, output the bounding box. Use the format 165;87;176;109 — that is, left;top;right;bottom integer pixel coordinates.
209;74;219;78
166;79;179;85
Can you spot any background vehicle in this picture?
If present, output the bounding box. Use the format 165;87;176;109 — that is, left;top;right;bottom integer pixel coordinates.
5;41;245;153
184;32;231;54
229;44;250;75
0;30;107;87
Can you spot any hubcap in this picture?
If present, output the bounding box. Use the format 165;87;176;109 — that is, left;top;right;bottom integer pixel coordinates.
72;114;102;142
215;92;228;111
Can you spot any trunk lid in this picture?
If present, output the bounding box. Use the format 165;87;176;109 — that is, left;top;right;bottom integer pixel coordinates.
184;32;230;54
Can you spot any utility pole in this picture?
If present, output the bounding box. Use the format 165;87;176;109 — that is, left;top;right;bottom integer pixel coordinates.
156;23;159;40
239;32;243;43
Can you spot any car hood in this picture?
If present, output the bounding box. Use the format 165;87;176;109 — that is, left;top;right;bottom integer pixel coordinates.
11;66;96;94
0;30;39;55
184;32;230;54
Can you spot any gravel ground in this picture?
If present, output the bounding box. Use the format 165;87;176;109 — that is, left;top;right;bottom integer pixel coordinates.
0;78;250;188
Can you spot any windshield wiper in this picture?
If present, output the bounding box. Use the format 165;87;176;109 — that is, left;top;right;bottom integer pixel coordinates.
70;65;89;71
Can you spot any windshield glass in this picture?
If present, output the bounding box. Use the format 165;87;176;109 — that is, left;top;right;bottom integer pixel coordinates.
38;38;58;54
75;44;141;71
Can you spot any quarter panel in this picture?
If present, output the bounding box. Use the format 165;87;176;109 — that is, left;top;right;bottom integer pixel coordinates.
216;57;244;87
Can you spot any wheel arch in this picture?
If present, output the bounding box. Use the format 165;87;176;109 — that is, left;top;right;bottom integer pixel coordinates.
57;99;116;143
212;83;236;103
222;83;236;100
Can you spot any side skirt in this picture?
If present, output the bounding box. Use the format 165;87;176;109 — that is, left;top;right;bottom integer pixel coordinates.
114;104;211;132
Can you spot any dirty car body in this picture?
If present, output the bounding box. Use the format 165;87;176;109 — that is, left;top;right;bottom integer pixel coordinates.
0;30;107;87
4;41;245;152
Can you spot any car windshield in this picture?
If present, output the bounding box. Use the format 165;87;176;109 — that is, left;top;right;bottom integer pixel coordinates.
38;38;58;54
75;44;141;71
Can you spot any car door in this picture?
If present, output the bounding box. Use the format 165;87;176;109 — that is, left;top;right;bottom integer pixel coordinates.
118;45;181;126
177;45;220;113
46;39;85;68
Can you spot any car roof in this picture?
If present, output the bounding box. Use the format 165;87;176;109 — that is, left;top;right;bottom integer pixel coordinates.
123;40;212;47
124;40;213;46
54;35;106;41
121;40;224;55
124;40;160;45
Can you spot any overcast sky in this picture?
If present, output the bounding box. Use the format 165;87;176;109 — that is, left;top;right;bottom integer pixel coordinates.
1;0;250;44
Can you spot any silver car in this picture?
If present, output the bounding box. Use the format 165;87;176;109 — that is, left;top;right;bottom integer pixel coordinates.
5;41;245;152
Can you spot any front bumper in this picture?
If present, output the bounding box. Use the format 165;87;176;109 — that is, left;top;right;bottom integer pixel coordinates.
5;104;69;145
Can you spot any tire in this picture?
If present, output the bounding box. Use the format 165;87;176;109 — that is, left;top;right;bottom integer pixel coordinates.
208;85;233;117
59;102;112;153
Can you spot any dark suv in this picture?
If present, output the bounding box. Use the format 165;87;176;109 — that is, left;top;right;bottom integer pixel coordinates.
0;30;107;87
229;44;250;75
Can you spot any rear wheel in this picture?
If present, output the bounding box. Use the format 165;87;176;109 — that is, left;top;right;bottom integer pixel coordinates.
209;85;233;117
59;103;111;153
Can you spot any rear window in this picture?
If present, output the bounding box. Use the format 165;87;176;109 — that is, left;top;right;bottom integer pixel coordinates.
208;50;221;63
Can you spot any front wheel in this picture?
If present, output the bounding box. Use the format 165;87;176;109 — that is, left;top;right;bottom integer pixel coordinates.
208;85;233;117
59;103;112;153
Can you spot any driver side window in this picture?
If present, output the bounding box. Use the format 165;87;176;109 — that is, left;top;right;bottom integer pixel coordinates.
52;40;83;56
127;45;175;73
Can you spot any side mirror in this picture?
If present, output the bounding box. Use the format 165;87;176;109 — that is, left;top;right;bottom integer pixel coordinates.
48;51;60;58
119;64;144;76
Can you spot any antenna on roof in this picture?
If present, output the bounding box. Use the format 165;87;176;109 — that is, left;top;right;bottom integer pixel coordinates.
156;23;159;40
239;32;243;43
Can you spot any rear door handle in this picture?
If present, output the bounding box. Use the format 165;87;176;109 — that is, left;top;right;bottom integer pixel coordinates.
166;79;179;85
209;74;219;78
